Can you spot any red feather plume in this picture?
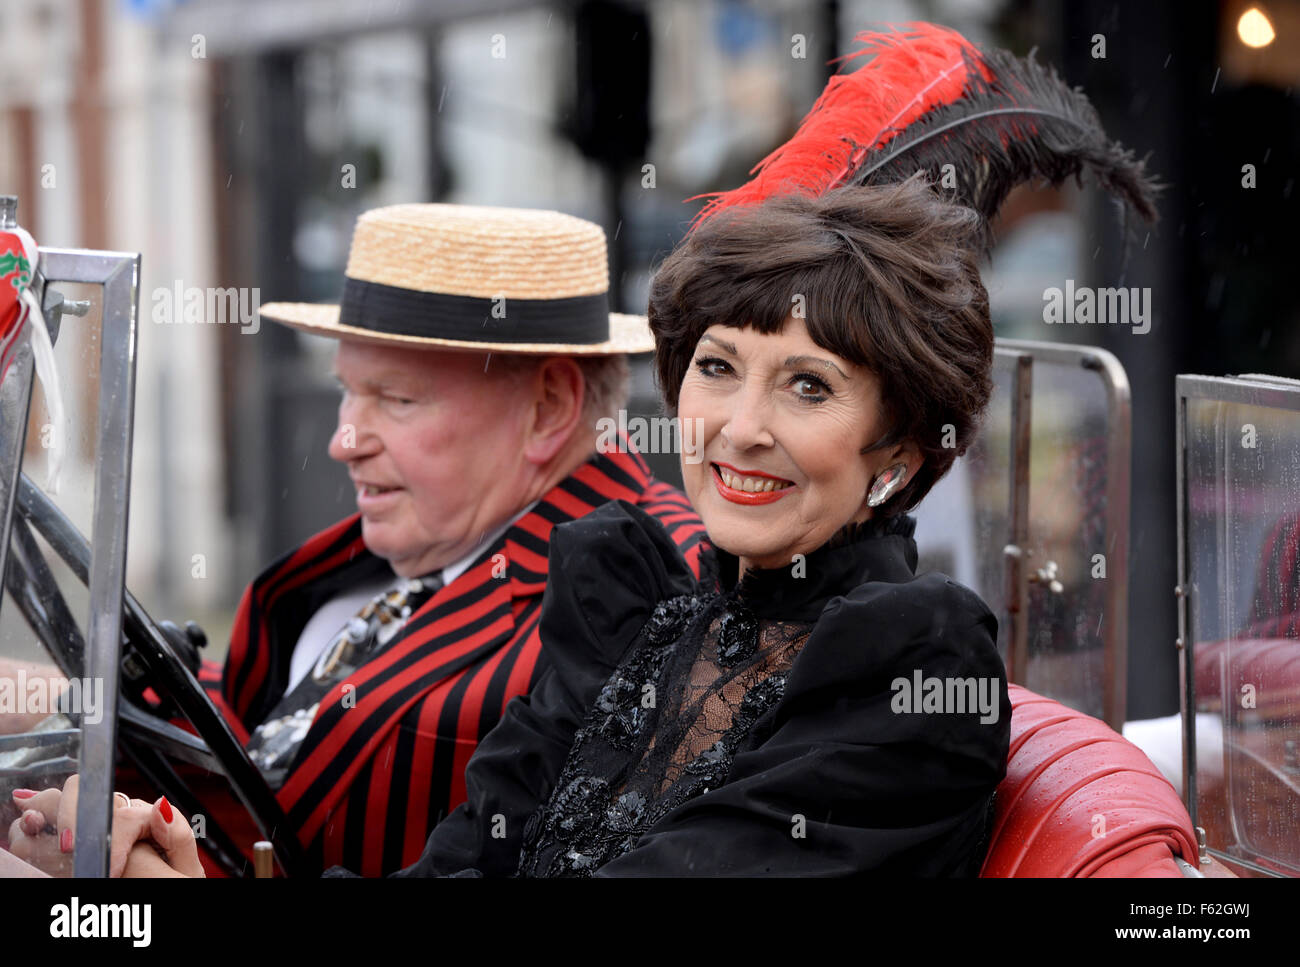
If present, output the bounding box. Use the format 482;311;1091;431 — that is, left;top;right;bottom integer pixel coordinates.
690;21;1159;247
693;23;984;222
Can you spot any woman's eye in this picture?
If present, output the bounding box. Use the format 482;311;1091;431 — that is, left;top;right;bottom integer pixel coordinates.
694;356;732;378
792;374;831;401
383;395;416;407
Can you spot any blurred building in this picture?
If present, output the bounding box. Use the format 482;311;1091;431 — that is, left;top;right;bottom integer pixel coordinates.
0;0;229;630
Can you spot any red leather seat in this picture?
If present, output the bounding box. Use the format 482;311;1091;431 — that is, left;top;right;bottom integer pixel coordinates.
980;684;1198;877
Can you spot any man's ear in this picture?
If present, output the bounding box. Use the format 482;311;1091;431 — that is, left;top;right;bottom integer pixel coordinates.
522;357;585;464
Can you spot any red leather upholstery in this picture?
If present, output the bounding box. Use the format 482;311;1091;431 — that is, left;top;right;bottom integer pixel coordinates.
980;685;1198;877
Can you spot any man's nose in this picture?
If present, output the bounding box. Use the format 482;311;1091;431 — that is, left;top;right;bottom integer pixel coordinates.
328;398;379;463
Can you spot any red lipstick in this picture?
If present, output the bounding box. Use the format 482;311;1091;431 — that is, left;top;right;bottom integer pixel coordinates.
710;462;797;506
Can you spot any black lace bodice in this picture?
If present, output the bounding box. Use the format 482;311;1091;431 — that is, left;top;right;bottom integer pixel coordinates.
517;514;918;877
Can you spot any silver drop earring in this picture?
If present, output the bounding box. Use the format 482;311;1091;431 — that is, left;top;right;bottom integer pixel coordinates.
866;463;908;507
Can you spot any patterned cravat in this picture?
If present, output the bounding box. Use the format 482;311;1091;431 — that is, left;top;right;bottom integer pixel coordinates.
246;573;444;787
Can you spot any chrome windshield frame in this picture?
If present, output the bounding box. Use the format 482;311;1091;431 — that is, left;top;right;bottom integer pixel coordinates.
0;247;141;878
997;339;1132;730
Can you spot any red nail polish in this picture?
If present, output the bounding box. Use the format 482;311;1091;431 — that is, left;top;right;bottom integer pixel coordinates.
11;789;37;799
158;796;173;823
60;828;73;853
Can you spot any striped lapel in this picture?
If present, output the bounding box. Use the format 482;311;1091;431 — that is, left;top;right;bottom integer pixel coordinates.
505;444;653;596
279;553;516;841
273;445;658;843
225;515;376;727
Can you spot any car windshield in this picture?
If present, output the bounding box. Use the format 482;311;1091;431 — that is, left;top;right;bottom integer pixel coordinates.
1183;376;1300;876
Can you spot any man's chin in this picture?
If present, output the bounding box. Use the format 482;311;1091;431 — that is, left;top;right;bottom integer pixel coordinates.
357;520;399;558
358;523;433;576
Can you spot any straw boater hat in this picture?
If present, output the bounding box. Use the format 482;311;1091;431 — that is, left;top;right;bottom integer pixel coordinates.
259;204;654;355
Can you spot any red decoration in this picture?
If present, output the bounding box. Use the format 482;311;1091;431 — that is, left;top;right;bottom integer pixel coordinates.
1;227;37;384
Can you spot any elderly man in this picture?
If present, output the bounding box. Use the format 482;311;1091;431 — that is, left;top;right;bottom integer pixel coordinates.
4;204;704;877
208;204;705;875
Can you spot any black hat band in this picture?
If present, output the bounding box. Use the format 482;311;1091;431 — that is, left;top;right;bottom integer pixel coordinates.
338;277;611;345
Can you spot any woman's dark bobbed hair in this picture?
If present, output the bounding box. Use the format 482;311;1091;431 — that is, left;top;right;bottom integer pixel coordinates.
647;172;994;516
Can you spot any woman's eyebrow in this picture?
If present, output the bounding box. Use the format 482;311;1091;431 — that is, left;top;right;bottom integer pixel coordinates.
784;354;848;379
698;333;738;354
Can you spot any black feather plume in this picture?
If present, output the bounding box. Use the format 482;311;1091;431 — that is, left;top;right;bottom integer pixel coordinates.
852;44;1162;251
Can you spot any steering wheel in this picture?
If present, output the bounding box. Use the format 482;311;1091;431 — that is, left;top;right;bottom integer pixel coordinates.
1;473;308;877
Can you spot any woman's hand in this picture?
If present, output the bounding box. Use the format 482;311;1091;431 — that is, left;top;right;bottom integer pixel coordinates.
5;776;203;877
116;798;205;878
6;783;79;876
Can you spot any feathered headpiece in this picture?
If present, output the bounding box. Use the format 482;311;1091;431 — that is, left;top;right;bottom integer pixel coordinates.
691;22;1160;249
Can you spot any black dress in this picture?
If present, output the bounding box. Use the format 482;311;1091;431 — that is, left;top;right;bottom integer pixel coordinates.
364;499;1010;877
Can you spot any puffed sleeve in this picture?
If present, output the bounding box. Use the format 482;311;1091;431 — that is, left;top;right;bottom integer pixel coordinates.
593;572;1011;877
384;499;701;878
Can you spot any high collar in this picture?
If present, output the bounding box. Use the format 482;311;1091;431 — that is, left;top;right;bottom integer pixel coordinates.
703;513;919;621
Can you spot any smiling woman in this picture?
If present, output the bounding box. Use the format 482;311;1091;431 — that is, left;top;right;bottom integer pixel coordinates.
679;318;905;570
652;173;994;529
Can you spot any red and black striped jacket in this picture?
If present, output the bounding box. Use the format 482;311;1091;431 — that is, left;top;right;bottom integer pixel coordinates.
199;445;704;875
